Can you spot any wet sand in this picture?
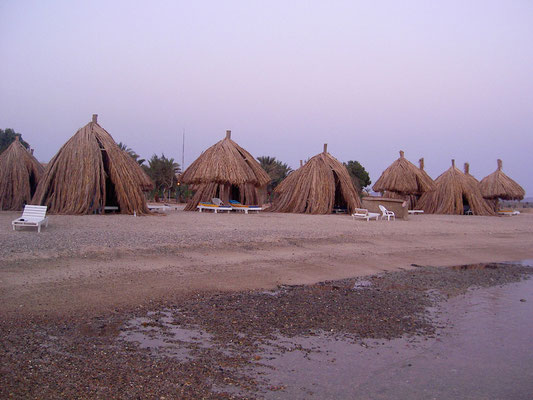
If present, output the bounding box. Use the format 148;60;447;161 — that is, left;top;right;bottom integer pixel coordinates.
1;262;531;399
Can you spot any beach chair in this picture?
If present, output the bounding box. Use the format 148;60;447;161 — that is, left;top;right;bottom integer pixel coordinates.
498;209;520;216
352;208;380;221
229;200;263;214
197;202;232;213
12;205;49;233
378;205;395;221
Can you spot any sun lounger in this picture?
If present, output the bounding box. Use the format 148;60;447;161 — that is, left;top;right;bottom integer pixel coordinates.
197;202;232;213
408;210;424;215
147;204;171;213
229;200;263;214
12;205;49;233
498;209;520;216
352;208;380;221
378;205;396;221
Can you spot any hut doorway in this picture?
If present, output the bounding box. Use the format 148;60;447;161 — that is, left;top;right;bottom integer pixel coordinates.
462;194;471;214
230;185;241;203
29;171;38;198
101;149;119;210
332;171;348;211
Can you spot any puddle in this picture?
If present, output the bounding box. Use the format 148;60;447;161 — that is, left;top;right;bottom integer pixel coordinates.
251;277;533;399
353;279;372;289
119;310;214;361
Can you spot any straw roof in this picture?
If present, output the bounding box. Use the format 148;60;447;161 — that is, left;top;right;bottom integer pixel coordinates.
0;137;44;210
181;130;270;186
479;159;525;201
32;115;151;215
269;144;362;214
180;130;270;210
417;160;495;216
463;162;480;187
373;151;435;195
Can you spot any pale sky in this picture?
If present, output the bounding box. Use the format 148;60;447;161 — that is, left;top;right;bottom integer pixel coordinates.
1;1;532;195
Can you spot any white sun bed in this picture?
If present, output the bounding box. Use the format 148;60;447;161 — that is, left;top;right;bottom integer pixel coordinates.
197;202;232;213
498;210;520;216
408;210;424;215
352;208;380;221
147;204;171;213
12;205;49;233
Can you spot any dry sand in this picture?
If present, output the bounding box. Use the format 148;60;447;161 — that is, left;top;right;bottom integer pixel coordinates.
1;209;533;317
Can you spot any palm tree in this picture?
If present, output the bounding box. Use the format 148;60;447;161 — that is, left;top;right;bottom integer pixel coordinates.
117;142;145;165
144;154;181;201
257;156;292;198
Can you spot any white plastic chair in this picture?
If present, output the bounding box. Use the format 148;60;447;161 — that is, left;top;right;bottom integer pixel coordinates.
378;205;395;221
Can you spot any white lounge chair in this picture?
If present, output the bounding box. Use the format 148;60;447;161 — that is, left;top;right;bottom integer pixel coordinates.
352;208;380;221
12;205;49;233
378;205;395;221
408;210;424;215
197;202;232;213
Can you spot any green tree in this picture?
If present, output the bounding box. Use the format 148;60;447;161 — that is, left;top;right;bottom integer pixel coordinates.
143;154;181;201
117;142;145;165
257;156;292;195
0;128;29;154
344;160;371;191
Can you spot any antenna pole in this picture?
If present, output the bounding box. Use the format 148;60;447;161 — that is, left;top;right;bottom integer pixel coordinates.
182;129;185;172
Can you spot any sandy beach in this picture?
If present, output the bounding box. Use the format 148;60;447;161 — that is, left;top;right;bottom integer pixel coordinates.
1;210;533;317
2;210;533;398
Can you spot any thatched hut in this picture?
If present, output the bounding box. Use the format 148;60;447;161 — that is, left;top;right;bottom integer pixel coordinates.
269;144;361;214
372;151;435;209
180;130;270;211
0;136;44;210
479;159;525;210
417;160;495;216
32;115;152;214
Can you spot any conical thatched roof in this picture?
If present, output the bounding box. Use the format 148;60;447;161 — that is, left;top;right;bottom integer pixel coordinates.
479;159;525;201
463;162;480;187
0;137;44;210
417;160;495;216
32;115;151;215
180;130;270;210
269;144;361;214
181;130;270;186
373;151;435;195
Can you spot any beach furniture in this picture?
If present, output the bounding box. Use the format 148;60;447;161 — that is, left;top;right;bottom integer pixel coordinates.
408;210;424;215
352;208;380;221
379;205;396;221
12;205;49;232
497;209;520;216
229;200;263;214
197;202;232;213
147;204;171;213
